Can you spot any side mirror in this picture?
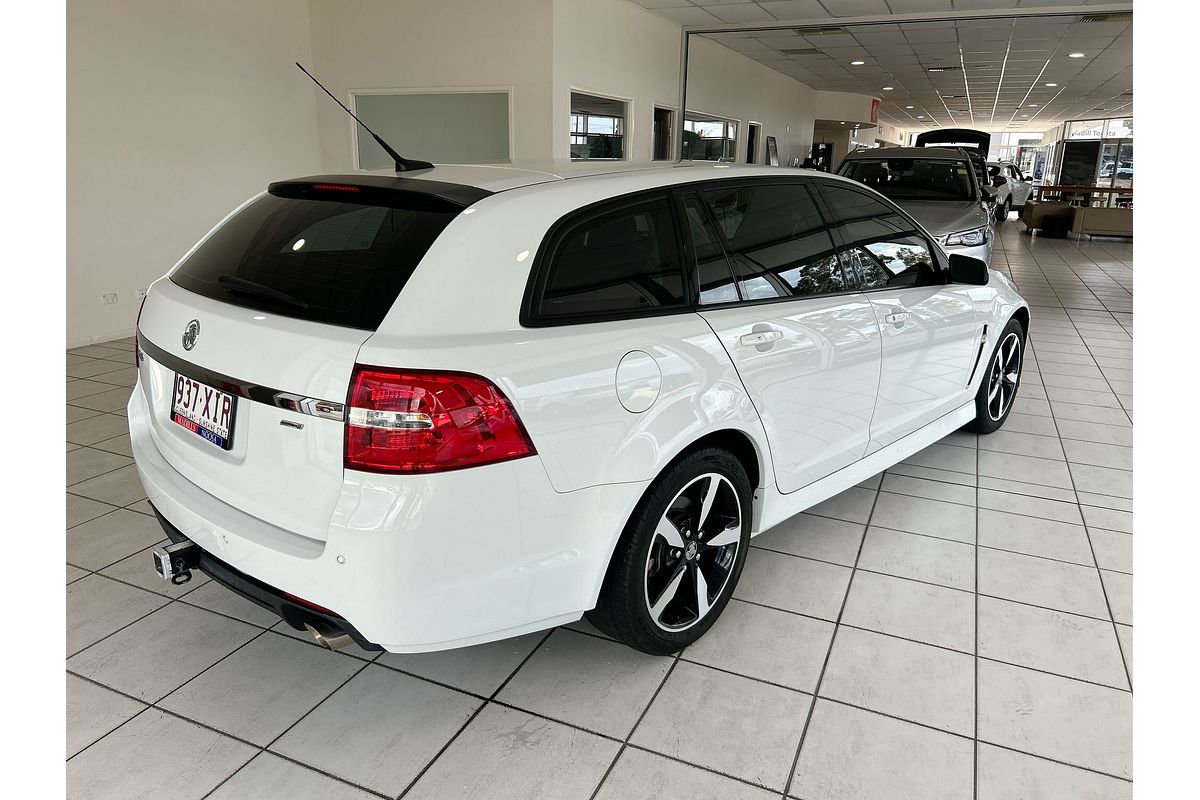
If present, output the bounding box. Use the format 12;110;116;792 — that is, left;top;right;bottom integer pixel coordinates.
948;254;990;285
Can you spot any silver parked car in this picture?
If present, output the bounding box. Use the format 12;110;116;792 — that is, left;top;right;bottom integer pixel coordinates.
838;147;993;265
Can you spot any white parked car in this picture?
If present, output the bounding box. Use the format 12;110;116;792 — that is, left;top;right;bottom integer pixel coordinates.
131;162;1028;656
986;161;1034;222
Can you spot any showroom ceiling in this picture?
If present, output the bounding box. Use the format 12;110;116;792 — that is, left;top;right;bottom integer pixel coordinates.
631;1;1132;132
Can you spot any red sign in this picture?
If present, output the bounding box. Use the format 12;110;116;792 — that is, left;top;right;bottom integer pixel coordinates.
870;98;880;124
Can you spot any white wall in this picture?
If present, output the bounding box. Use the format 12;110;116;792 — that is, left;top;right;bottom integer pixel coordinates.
813;122;853;168
67;0;321;346
305;0;555;172
552;0;819;165
67;0;880;344
815;90;878;125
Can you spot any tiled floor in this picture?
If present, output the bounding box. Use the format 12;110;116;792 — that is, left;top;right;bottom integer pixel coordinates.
65;220;1133;799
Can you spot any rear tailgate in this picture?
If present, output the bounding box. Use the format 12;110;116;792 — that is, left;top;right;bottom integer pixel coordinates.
136;279;366;542
133;177;474;542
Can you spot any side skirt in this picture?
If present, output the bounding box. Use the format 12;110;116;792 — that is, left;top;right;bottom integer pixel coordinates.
753;401;976;535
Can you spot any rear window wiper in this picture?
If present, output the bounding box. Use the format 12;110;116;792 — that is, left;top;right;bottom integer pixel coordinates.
217;275;310;310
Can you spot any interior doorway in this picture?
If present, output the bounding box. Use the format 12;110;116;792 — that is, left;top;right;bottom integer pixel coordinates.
746;123;760;164
653;107;673;161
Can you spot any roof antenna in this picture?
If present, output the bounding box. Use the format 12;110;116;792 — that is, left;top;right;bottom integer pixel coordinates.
295;62;433;173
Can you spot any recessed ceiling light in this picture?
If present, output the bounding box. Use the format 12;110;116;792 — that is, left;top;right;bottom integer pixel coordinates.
1028;104;1038;107
917;114;926;118
1068;52;1085;58
905;105;914;109
840;121;846;125
882;86;894;90
851;60;865;65
1045;82;1058;87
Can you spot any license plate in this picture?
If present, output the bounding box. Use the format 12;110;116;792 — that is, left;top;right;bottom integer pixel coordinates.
171;374;237;450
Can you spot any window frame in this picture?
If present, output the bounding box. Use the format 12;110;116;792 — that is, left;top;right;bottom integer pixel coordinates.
520;189;694;328
671;178;854;311
811;178;949;295
569;90;631;162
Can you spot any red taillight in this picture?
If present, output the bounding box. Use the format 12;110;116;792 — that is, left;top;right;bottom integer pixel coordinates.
344;366;536;474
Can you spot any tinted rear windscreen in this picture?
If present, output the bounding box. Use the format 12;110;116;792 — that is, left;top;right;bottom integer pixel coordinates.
170;190;462;329
839;158;975;202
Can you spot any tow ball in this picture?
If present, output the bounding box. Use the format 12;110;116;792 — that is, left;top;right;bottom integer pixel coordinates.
152;540;202;585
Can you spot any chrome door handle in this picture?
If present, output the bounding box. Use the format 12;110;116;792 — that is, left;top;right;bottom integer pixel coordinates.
739;330;783;347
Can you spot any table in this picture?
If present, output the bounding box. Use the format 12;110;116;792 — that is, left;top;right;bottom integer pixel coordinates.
1030;185;1132;208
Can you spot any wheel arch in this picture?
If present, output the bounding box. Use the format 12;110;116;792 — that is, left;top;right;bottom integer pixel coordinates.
1011;306;1030;336
587;426;768;609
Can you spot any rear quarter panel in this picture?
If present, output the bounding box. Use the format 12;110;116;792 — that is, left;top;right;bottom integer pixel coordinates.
358;183;772;494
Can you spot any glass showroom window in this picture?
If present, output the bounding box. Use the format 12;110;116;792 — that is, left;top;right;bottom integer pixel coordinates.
1068;120;1105;140
570;92;627;160
683;116;738;161
1105;117;1133;138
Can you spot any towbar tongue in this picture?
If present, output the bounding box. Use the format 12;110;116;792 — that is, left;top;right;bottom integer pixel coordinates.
152;540;202;585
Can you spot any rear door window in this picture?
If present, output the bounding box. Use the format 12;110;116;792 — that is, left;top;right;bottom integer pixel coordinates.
681;195;739;306
817;182;942;290
170;189;463;330
528;194;687;322
697;182;846;300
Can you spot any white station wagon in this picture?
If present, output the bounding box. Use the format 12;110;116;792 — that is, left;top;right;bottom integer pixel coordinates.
131;162;1028;655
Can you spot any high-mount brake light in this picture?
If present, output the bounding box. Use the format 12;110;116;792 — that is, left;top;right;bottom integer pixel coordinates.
310;183;361;193
345;366;536;473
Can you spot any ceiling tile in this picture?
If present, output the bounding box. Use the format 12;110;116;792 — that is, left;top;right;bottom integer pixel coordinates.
819;1;891;16
757;0;830;19
905;27;960;43
886;0;954;12
707;4;777;23
654;7;722;25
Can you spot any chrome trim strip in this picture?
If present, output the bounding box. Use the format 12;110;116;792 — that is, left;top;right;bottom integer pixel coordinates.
137;331;347;421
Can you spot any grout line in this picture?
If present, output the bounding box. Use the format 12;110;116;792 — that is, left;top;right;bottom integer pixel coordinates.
973;432;981;800
564;599;1130;692
67;671;391;800
778;472;884;799
394;627;557;799
63;251;1136;793
1025;275;1135;692
205;656;379;800
587;639;684;800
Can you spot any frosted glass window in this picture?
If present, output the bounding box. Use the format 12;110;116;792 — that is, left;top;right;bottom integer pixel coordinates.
354;92;510;168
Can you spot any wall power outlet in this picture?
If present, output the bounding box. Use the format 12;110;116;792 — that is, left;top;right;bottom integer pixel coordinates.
101;292;118;305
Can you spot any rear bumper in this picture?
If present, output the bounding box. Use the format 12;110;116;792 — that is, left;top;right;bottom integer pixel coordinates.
128;380;646;652
151;506;383;651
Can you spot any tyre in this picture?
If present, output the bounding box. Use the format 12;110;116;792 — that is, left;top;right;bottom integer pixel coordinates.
968;317;1025;434
995;197;1011;223
587;447;751;655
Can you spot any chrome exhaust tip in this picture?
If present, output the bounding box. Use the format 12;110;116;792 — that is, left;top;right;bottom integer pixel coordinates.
303;622;353;651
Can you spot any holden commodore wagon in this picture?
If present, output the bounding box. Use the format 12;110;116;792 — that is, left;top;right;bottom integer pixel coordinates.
130;162;1028;655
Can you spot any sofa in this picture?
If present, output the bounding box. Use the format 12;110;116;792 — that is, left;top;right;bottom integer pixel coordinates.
1070;206;1133;238
1020;200;1074;231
